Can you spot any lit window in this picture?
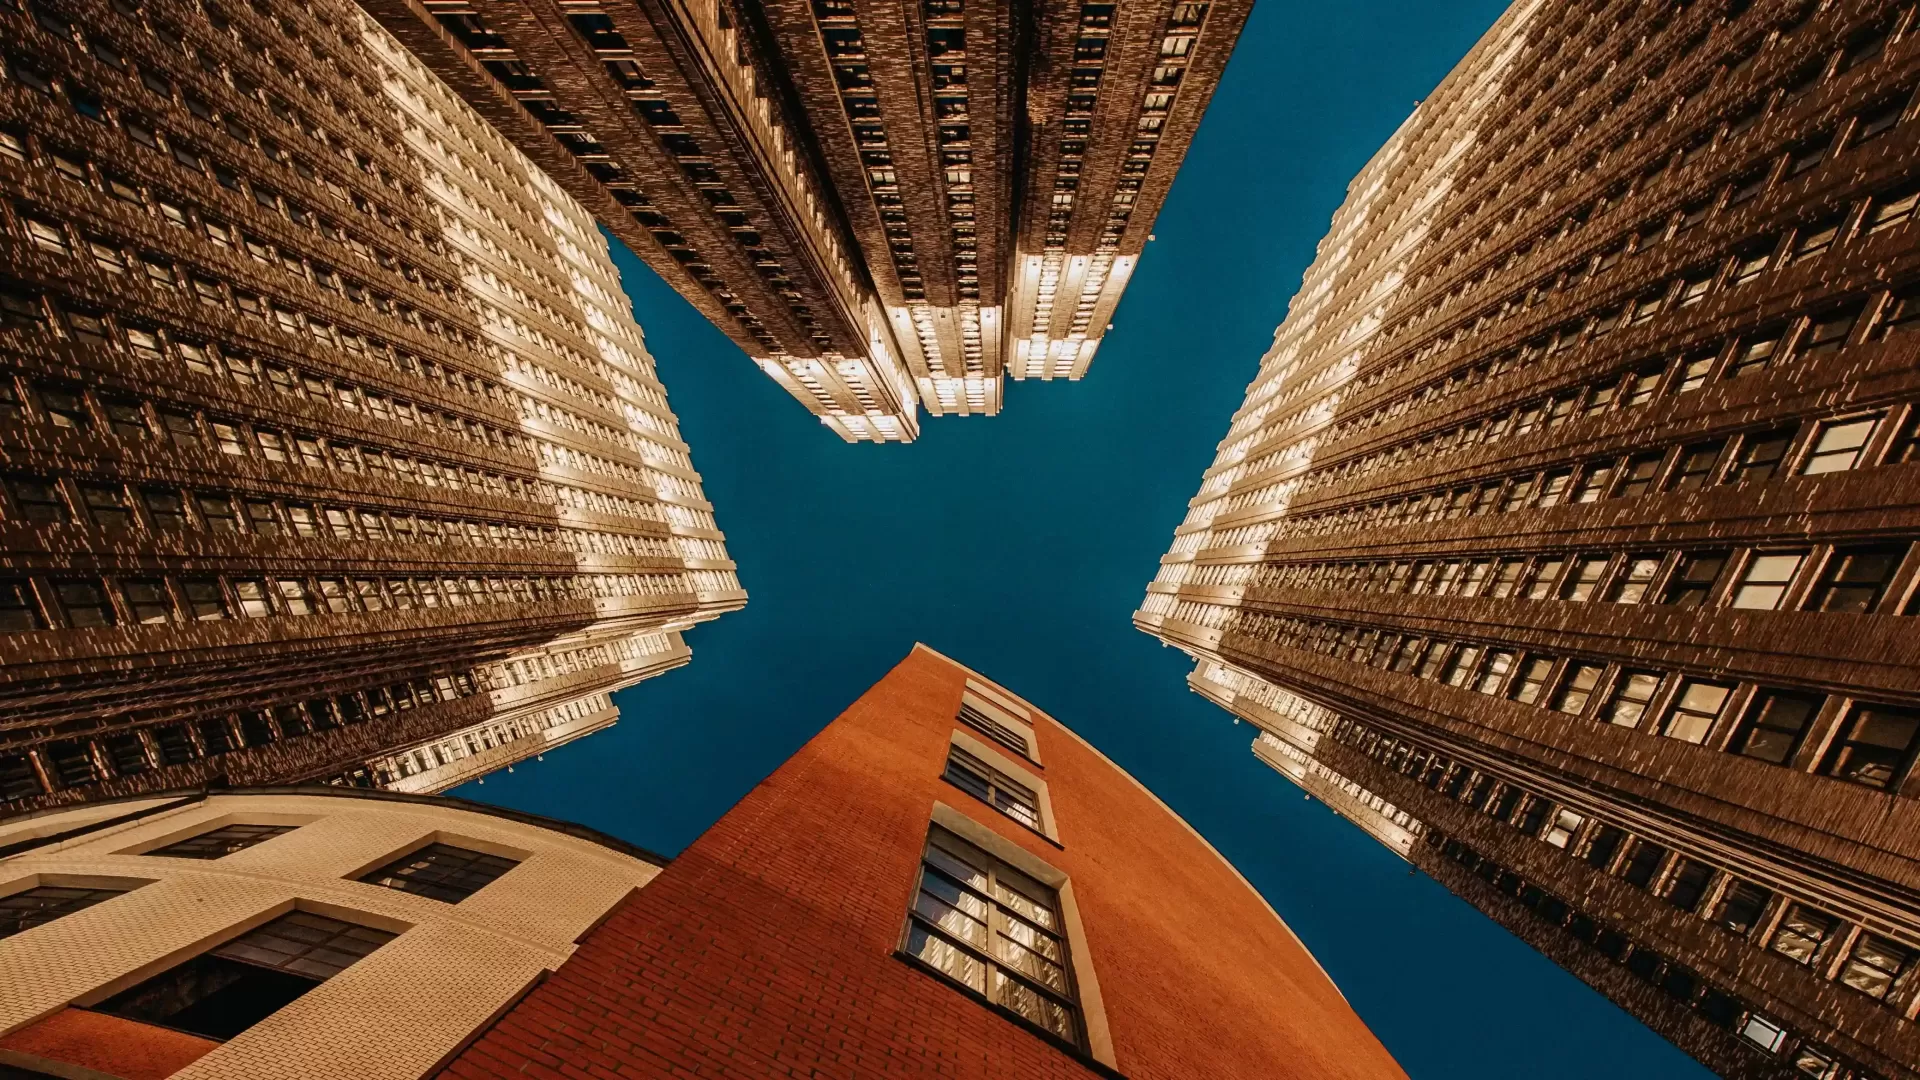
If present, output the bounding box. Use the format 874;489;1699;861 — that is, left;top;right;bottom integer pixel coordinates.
1837;933;1918;1001
359;843;519;903
2;883;132;939
1603;671;1663;728
1801;415;1880;474
1661;679;1733;744
1551;663;1604;715
1605;555;1662;603
1560;556;1609;601
1730;551;1807;610
1769;903;1839;966
93;911;395;1040
1819;703;1920;791
1542;808;1584;849
901;827;1082;1047
1508;656;1554;705
149;824;296;859
944;745;1042;832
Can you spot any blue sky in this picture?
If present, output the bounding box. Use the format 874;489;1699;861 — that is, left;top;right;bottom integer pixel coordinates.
456;2;1710;1076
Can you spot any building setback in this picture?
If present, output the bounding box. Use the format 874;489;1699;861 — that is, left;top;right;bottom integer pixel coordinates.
360;0;1250;440
0;0;742;812
435;644;1404;1080
1138;1;1920;1078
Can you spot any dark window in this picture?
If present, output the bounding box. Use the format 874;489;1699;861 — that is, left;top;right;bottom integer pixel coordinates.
180;577;229;621
197;717;235;755
1819;703;1920;791
148;823;296;859
54;578;116;628
1808;545;1906;612
0;578;45;631
1713;879;1772;935
1664;859;1714;913
1;884;131;940
901;827;1081;1048
958;704;1031;758
944;745;1042;832
93;911;395;1040
6;475;70;524
358;843;519;903
120;578;176;624
1667;441;1725;491
44;740;97;788
1729;428;1796;483
1729;690;1821;765
103;734;149;776
140;487;190;530
153;724;197;766
1620;840;1667;889
1661;552;1727;607
1613;452;1663;498
1800;305;1864;356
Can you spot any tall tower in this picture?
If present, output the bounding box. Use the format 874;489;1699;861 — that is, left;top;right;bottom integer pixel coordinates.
359;0;1251;439
0;0;742;811
1139;1;1920;1077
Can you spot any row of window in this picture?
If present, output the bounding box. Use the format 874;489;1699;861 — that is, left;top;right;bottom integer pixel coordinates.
1422;829;1887;1080
0;466;676;564
1336;719;1920;1027
1238;610;1920;793
0;671;480;802
1255;540;1918;617
1277;395;1913;542
0;565;687;632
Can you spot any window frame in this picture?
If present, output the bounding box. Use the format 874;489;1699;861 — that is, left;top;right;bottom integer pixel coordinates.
942;732;1059;842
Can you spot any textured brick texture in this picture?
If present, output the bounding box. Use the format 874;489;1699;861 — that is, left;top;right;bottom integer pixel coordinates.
437;646;1403;1080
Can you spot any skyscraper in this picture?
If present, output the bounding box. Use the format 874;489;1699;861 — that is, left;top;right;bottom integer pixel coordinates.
1139;1;1920;1077
361;0;1251;440
0;0;741;811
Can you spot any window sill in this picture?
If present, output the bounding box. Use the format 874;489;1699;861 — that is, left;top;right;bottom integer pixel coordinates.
891;950;1126;1080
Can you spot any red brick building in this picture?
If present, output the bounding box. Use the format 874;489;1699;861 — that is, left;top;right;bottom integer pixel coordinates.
439;644;1403;1079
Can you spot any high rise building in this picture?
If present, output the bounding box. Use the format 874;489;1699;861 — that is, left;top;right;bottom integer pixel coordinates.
361;0;1251;440
1138;1;1920;1077
0;648;1403;1080
0;0;742;813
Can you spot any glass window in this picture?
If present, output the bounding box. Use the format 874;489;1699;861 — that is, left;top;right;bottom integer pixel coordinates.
1416;641;1451;680
1837;934;1918;1001
1603;671;1663;728
902;827;1081;1048
959;704;1031;758
1606;555;1663;603
1661;551;1727;607
1807;545;1906;613
1488;558;1526;598
944;745;1042;832
1769;903;1839;965
1570;463;1613;503
1731;551;1808;610
1613;452;1663;498
1729;428;1796;483
55;578;116;628
1543;808;1584;849
1509;657;1554;705
94;911;395;1041
1726;327;1784;377
1475;650;1515;695
1620;839;1667;889
0;578;45;632
120;578;176;624
1713;879;1771;935
33;382;92;430
1667;441;1726;491
78;483;134;528
1551;663;1605;715
194;492;240;534
1730;690;1823;765
6;475;70;524
139;487;190;530
148;823;296;859
1799;305;1863;356
1819;703;1920;791
232;578;274;618
1801;415;1881;474
1;883;132;940
1660;679;1734;744
1561;556;1610;601
359;843;520;903
100;396;150;438
1442;645;1482;687
1532;469;1572;507
316;578;354;614
1583;825;1626;871
1664;859;1714;913
1522;558;1565;600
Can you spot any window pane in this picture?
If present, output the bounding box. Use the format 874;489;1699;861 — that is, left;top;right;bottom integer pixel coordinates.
1730;552;1806;610
1820;704;1920;790
1661;680;1733;744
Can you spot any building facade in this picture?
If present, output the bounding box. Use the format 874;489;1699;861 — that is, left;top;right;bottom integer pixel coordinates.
434;644;1404;1079
360;0;1251;440
0;0;742;813
0;788;665;1079
1138;1;1920;1077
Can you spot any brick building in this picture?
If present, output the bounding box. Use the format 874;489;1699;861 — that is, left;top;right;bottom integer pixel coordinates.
0;0;741;813
436;644;1404;1079
360;0;1251;439
1138;1;1920;1077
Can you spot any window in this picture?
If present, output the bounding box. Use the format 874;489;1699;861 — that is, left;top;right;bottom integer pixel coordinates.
120;578;176;624
1729;428;1796;484
1475;651;1515;694
1801;415;1880;474
2;883;132;939
6;475;70;523
1442;646;1482;687
358;843;519;903
1487;558;1525;598
1606;555;1662;603
232;579;273;617
1731;690;1822;766
1808;545;1905;612
78;483;134;528
0;578;44;631
1727;327;1784;378
1660;552;1726;607
1583;825;1626;871
1542;808;1584;849
1714;880;1771;935
1551;663;1604;715
1603;671;1662;728
1731;551;1807;610
1613;452;1663;498
140;487;190;530
93;911;395;1040
1837;934;1917;1001
1665;859;1714;913
1667;441;1725;491
958;704;1031;758
944;745;1042;832
1819;703;1920;791
1800;305;1863;356
901;827;1081;1047
1509;657;1554;705
1560;556;1609;601
181;577;229;621
1770;904;1839;965
1620;840;1667;889
55;578;116;628
148;823;297;859
1521;558;1564;600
